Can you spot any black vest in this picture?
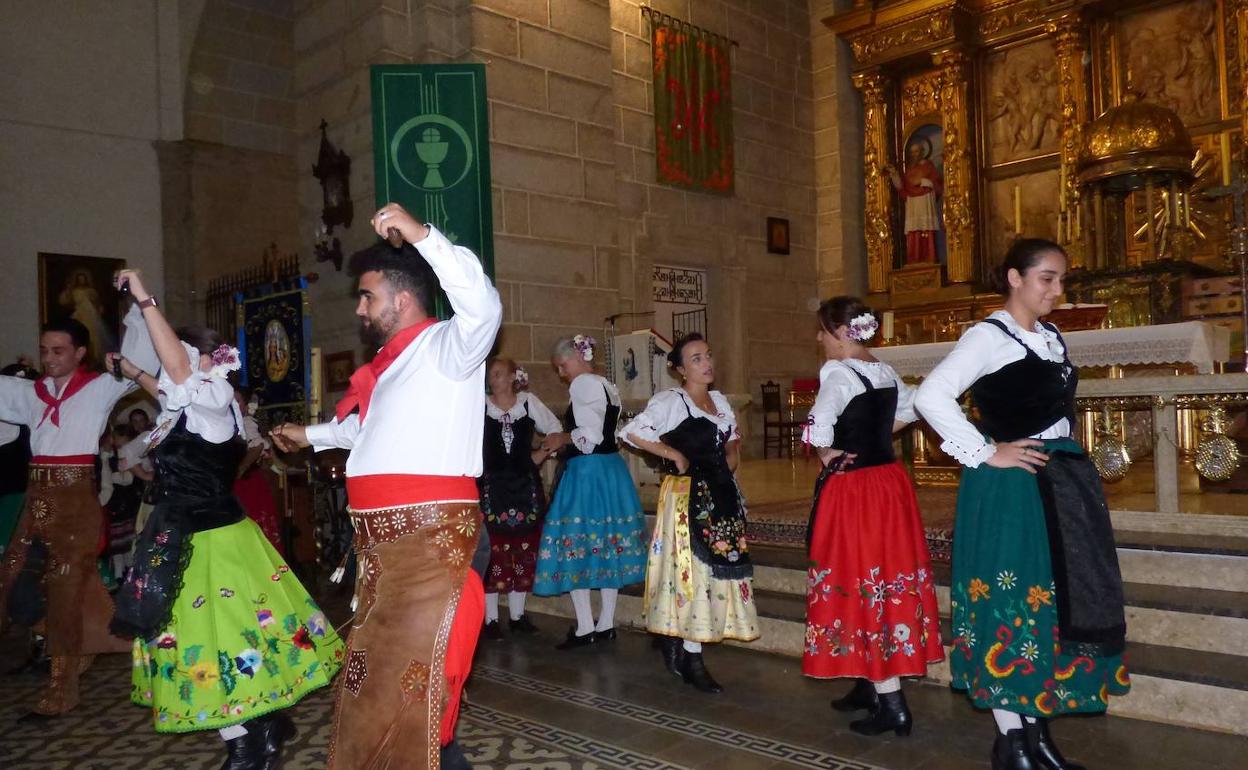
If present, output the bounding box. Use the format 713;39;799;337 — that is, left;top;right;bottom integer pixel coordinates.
830;366;898;470
969;318;1077;442
560;383;619;459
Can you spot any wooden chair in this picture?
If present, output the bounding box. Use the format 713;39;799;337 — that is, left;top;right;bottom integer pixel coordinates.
761;381;804;458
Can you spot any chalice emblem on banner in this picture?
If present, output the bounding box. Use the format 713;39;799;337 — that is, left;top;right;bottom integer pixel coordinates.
390;114;474;193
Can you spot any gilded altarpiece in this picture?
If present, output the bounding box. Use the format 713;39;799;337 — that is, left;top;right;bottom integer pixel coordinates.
827;0;1248;331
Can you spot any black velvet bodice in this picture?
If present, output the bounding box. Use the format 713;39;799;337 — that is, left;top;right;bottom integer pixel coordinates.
560;384;619;458
482;402;538;474
152;414;247;504
969;319;1076;443
830;366;898;470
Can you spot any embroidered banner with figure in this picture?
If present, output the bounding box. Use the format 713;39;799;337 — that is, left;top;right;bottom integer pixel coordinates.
371;64;494;317
650;12;734;193
237;279;311;428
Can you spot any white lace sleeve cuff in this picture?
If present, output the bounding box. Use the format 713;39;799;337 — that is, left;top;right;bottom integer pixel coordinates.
941;439;996;468
803;422;834;448
618;415;659;446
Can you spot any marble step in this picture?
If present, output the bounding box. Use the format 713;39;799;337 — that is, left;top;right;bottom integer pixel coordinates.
520;590;1248;736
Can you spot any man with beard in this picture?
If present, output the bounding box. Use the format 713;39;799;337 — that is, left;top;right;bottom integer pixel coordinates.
0;313;157;721
271;202;501;769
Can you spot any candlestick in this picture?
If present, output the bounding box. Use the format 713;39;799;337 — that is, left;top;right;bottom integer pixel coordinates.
882;310;894;341
1059;165;1067;213
1013;185;1022;235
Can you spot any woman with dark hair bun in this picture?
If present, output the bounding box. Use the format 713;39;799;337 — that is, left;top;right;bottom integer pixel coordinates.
619;333;757;694
802;297;943;736
916;239;1129;770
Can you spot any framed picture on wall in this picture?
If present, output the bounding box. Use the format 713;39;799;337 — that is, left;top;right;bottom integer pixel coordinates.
325;350;356;391
766;217;790;254
37;252;127;367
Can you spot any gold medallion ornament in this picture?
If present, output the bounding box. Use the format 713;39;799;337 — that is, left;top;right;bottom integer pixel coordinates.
1089;410;1131;483
1194;407;1242;482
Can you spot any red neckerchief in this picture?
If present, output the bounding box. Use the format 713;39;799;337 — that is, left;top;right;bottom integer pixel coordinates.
336;318;438;423
33;367;101;427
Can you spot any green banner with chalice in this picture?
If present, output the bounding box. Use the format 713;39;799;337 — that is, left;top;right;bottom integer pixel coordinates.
371;64;494;317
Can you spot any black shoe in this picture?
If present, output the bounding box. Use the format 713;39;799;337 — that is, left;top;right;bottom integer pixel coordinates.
594;627;617;642
830;677;879;713
509;614;539;634
992;727;1041;770
483;620;504;641
439;739;473;770
1025;719;1086;770
679;651;723;694
219;730;266;770
555;627;596;650
658;636;684;677
849;690;912;737
250;711;296;770
15;711;55;725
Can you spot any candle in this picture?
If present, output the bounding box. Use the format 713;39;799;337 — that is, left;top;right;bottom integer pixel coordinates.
882;311;895;341
1013;185;1022;235
1059;165;1067;213
310;346;323;421
1221;132;1232;186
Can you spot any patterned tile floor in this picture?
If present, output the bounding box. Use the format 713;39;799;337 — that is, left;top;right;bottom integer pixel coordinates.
3;613;1247;769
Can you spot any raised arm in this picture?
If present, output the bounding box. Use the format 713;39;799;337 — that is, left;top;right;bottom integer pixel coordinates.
371;204;502;380
114;270;193;384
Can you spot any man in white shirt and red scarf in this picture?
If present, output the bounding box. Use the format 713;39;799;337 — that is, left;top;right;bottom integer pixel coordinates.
0;310;157;720
272;202;501;769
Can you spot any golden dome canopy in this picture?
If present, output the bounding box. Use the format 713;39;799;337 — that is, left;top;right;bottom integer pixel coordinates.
1076;94;1194;188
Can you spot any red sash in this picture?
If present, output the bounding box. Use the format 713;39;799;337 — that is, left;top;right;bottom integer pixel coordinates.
335;319;437;423
33;367;101;427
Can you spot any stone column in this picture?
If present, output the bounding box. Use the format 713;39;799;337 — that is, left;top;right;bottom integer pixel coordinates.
1050;12;1089;268
1152;400;1181;513
934;48;975;284
852;69;893;294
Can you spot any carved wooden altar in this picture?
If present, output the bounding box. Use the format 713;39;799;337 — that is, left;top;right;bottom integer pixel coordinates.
826;0;1248;352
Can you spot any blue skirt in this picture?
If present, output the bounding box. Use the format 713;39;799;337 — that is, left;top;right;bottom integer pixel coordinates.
533;453;646;595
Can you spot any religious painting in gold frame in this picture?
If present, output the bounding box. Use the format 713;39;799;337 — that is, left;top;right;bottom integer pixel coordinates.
981;37;1061;168
983;169;1061;263
892;70;947;270
37;252;127;368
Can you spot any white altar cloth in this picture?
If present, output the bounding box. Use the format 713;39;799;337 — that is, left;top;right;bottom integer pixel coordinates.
874;321;1232;377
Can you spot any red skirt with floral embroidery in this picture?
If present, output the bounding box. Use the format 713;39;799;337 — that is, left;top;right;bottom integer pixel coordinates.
803;461;944;680
485;529;541;593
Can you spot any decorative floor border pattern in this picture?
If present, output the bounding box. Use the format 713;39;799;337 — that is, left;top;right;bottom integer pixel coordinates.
463;701;692;770
473;665;887;770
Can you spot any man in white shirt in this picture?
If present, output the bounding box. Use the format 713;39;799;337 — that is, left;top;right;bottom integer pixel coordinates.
0;311;157;720
272;203;501;769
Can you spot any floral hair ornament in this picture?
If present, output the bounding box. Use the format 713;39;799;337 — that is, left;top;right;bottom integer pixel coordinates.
209;344;242;379
847;313;878;342
572;334;596;362
513;366;529;389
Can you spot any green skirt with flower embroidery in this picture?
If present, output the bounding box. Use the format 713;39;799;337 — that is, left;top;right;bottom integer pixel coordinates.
131;518;344;732
949;439;1130;717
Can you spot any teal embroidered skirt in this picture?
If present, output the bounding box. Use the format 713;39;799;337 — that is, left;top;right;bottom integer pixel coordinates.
949;439;1130;716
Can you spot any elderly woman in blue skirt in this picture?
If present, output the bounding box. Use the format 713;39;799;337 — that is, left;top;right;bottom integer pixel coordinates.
533;335;647;649
916;239;1129;770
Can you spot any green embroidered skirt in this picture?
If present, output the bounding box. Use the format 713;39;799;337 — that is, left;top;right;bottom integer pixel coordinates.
131;518;344;732
949;439;1130;716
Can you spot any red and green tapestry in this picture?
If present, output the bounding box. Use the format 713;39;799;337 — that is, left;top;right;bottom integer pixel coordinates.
651;18;734;193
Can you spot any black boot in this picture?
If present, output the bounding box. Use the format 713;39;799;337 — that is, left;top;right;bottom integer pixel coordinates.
439;739;473;770
657;636;684;677
251;711;296;770
483;619;504;641
679;651;723;694
849;689;912;736
992;727;1041;770
830;677;879;713
1025;718;1086;770
219;730;266;770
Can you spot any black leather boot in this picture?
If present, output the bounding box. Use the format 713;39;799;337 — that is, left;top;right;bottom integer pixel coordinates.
679;651;723;694
1025;718;1086;770
992;727;1041;770
849;689;912;736
219;730;266;770
249;708;295;768
658;636;684;677
830;677;879;713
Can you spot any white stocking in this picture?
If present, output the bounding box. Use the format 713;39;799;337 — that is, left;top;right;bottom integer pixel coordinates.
872;676;901;694
570;589;594;636
682;640;702;653
484;592;499;623
508;591;527;620
993;709;1023;734
595;588;618;631
219;724;248;740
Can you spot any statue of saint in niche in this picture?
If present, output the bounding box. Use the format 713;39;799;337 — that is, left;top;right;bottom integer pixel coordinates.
885;129;944;265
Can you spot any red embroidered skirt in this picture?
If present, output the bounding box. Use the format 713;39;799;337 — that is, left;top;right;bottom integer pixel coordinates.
803;462;944;680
